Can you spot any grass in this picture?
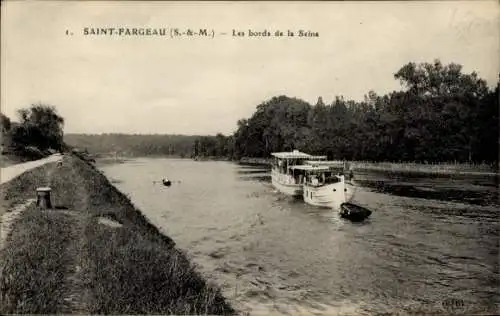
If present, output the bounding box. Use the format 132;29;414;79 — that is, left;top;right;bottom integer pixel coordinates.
0;162;53;217
0;154;234;314
84;220;230;314
0;206;76;313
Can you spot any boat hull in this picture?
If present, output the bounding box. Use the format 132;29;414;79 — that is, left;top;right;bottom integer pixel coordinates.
345;182;355;202
271;175;303;196
303;181;347;209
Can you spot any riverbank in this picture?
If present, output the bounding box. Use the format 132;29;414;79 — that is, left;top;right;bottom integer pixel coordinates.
0;154;234;314
236;157;498;175
193;156;232;162
238;157;272;166
352;161;498;176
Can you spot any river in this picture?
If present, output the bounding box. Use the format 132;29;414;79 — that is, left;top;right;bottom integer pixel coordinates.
98;158;499;315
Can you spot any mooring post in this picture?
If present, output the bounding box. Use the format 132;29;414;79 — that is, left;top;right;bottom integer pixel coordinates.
36;187;53;209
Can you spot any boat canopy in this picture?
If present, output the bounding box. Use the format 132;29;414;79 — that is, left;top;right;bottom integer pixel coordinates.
271;150;327;160
308;155;328;160
271;150;312;159
289;165;330;172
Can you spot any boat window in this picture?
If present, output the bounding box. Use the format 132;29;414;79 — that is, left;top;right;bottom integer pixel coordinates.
325;175;341;184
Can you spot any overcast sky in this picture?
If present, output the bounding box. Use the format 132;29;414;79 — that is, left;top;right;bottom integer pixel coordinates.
1;1;498;135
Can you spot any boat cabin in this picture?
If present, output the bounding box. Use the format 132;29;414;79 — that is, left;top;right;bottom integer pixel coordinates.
305;160;348;176
271;150;326;182
304;160;345;168
289;165;343;186
271;150;326;173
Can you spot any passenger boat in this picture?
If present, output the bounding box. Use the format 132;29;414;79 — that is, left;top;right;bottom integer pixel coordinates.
289;162;355;209
270;150;326;196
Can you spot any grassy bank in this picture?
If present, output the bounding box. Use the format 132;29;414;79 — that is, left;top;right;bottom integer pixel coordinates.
0;155;234;314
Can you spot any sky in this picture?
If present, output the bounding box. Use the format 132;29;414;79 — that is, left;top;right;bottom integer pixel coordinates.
1;1;499;135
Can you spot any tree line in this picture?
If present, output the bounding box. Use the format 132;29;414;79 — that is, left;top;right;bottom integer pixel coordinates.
64;133;233;159
64;133;201;158
1;104;65;160
13;60;496;164
196;60;498;163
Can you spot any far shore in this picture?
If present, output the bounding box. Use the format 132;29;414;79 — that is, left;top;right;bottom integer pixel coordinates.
233;157;499;176
92;153;499;175
86;153;500;176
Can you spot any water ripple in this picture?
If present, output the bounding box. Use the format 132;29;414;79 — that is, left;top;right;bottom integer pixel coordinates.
99;159;500;315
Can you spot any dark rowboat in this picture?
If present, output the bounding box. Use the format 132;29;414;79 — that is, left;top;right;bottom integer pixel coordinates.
162;179;172;187
340;202;372;221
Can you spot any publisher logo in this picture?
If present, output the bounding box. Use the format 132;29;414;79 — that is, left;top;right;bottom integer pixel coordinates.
441;298;467;314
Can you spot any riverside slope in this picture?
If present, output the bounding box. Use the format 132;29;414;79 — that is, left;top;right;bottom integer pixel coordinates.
0;154;233;314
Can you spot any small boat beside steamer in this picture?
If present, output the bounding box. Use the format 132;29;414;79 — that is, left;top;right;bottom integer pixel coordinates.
271;150;371;221
340;202;372;221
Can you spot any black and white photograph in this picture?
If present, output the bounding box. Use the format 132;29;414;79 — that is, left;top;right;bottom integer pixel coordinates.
0;1;498;315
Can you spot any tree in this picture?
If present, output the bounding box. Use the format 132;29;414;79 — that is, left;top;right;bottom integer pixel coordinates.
1;113;11;133
1;113;13;151
11;104;65;151
230;60;498;163
394;59;489;99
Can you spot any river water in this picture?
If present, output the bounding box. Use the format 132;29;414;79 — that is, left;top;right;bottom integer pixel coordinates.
99;158;499;315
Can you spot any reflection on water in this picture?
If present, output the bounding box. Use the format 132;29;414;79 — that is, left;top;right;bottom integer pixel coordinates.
237;169;270;175
99;158;499;315
354;172;499;207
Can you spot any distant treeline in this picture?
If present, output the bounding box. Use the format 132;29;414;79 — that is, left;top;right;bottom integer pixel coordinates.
221;60;498;163
64;133;235;159
64;134;200;158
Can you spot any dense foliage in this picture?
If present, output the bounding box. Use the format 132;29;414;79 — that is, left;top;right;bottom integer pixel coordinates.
227;60;498;163
193;134;234;158
1;104;65;159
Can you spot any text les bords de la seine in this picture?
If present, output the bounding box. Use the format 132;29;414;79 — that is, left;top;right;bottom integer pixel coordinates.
82;27;319;38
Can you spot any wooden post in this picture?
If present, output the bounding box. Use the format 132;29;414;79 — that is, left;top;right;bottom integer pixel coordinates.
36;187;52;209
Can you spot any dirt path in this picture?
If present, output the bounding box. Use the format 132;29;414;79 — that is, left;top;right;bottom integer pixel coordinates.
47;156;91;313
0;199;36;250
0;154;63;184
0;155;60;248
1;155;90;313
